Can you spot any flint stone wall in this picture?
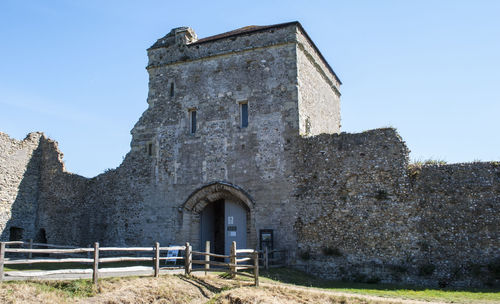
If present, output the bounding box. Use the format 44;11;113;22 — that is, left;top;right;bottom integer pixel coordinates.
0;22;498;288
292;128;499;287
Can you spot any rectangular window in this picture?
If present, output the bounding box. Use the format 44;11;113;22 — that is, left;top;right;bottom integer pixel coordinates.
189;109;197;134
240;102;248;128
147;143;153;156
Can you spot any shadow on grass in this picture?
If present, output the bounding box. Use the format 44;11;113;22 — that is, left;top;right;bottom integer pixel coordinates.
260;267;500;293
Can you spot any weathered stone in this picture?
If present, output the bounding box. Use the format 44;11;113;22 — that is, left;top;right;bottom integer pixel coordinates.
0;22;498;288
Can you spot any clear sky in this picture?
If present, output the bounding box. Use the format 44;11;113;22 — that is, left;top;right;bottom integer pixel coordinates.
1;0;499;178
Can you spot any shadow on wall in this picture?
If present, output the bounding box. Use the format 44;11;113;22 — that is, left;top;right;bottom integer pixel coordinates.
1;141;47;243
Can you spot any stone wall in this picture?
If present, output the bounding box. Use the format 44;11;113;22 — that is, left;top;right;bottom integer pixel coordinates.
0;132;43;242
290;128;499;287
0;22;498;288
0;132;88;245
296;28;341;136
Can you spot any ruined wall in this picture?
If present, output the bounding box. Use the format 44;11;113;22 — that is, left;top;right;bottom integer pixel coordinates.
0;132;43;241
0;23;498;288
291;128;499;287
409;162;500;287
0;132;88;245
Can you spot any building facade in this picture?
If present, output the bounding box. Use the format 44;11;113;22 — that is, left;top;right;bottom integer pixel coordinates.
1;22;498;287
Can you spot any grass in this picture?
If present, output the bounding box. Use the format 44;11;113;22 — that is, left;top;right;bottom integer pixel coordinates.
3;266;500;303
259;268;500;304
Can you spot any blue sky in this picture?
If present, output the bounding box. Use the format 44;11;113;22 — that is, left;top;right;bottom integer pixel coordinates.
1;0;499;177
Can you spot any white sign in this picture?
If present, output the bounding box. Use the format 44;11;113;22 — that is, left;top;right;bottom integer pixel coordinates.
230;231;236;237
228;216;234;224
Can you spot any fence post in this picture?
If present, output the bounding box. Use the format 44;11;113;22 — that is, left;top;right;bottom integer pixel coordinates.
154;242;160;278
93;242;99;288
0;242;5;282
204;240;210;276
230;241;237;278
184;242;191;275
264;246;269;270
28;239;33;259
253;250;259;287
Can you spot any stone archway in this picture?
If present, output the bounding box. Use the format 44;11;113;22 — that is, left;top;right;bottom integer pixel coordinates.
180;182;256;251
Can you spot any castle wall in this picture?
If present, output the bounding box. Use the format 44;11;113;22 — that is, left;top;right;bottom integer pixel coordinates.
0;132;88;245
0;23;497;288
0;133;42;241
409;162;500;287
290;128;499;287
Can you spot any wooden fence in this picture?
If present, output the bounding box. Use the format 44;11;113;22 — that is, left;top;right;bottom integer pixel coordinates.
261;247;289;270
0;240;259;287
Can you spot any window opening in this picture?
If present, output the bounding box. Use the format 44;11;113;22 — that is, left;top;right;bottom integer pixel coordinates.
147;143;153;156
37;228;47;244
189;110;197;134
170;83;174;97
240;102;248;128
9;227;24;241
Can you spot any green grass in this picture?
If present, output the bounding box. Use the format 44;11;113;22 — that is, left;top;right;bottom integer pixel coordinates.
3;279;95;298
260;268;500;304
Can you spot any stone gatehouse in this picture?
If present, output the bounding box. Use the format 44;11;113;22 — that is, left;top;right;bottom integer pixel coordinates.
1;22;498;288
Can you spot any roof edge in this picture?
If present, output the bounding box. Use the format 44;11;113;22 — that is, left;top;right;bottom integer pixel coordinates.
189;21;341;85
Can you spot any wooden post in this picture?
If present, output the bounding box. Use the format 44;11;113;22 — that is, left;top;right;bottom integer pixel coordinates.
230;241;237;278
184;242;191;275
264;246;269;270
204;240;210;276
253;250;259;287
28;239;33;259
0;242;5;282
93;242;99;288
154;242;160;277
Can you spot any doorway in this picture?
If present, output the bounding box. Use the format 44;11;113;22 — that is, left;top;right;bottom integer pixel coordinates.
200;199;247;255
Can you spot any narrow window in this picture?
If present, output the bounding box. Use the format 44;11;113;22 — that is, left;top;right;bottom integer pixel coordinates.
147;143;153;156
189;109;197;134
240;102;248;128
170;82;174;97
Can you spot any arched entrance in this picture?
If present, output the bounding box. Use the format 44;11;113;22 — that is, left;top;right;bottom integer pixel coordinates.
181;182;255;253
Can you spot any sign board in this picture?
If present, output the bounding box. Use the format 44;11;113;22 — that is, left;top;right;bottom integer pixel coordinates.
166;249;179;265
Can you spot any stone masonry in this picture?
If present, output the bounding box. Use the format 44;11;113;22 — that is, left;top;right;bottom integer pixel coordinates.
0;21;498;288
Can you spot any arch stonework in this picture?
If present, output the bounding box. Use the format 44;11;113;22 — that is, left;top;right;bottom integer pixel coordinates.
180;182;256;250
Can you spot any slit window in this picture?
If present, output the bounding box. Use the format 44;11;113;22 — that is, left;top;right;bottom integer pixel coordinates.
189;109;197;134
147;143;153;156
240;102;248;128
170;82;174;97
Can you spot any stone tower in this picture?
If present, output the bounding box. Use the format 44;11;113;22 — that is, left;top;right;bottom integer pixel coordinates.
127;22;341;251
1;22;498;288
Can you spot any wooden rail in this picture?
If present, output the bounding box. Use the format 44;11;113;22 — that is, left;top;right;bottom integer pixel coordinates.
0;240;259;287
261;247;289;270
189;241;259;286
